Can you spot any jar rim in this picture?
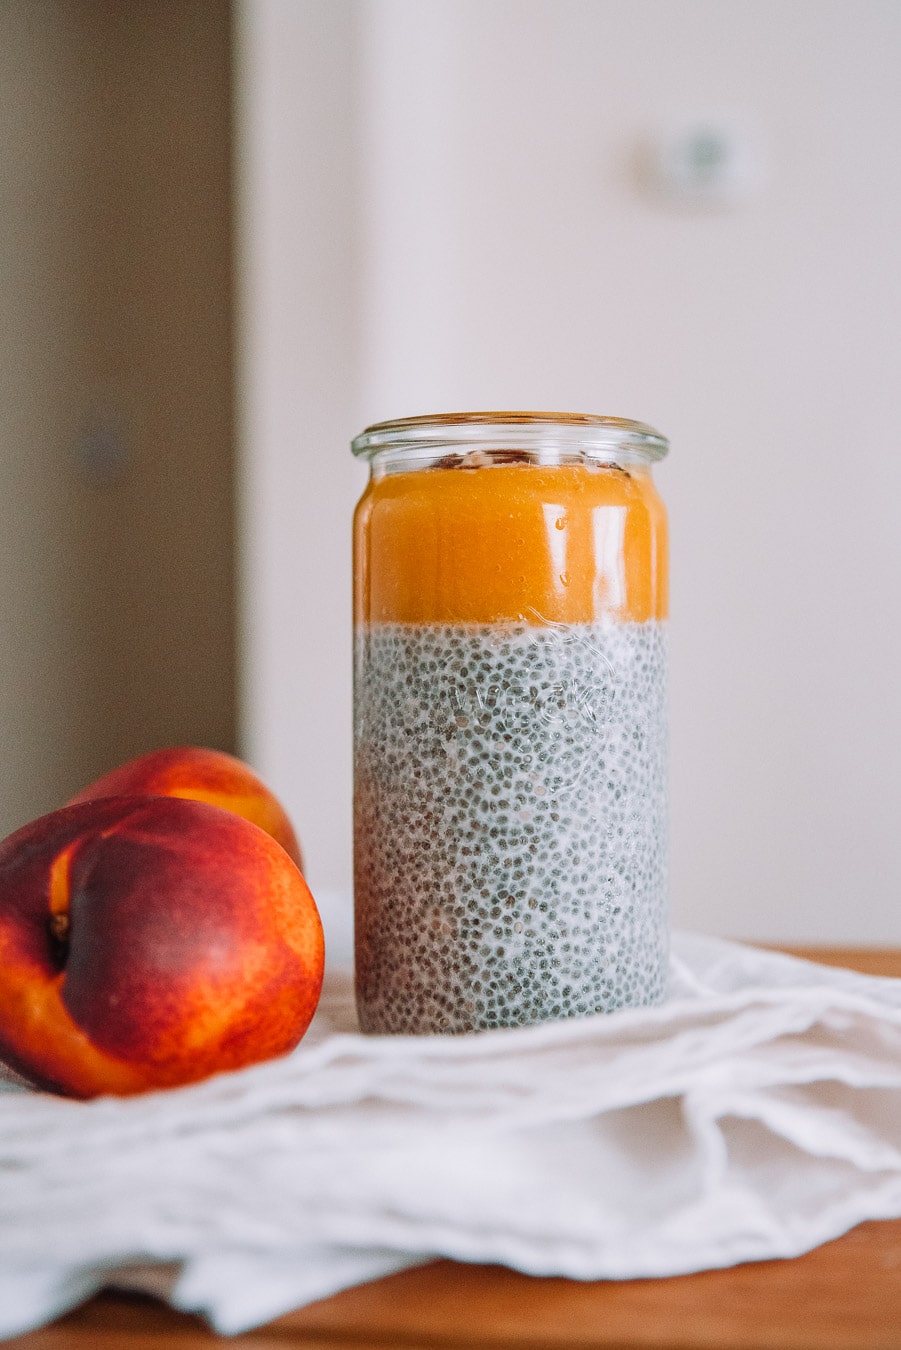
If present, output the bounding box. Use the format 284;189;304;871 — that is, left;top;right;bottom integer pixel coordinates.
351;411;669;461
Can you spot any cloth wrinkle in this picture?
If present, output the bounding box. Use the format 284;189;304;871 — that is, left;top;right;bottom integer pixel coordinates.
2;931;901;1336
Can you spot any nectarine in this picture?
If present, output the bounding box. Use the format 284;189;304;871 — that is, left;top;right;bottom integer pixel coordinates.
68;746;303;869
0;796;324;1097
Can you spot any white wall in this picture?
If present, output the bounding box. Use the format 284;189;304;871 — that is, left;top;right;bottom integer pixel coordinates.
234;0;368;958
235;0;901;950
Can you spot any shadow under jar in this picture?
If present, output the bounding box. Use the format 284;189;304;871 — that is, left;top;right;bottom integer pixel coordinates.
352;413;669;1034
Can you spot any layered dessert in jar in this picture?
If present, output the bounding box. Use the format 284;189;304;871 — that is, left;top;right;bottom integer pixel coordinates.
352;413;669;1034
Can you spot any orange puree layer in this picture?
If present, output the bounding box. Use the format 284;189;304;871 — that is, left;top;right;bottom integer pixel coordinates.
354;462;668;625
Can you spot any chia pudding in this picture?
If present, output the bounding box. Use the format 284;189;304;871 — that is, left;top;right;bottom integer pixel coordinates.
351;414;670;1035
354;618;668;1033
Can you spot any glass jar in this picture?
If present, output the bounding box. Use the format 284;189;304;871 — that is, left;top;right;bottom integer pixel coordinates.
352;412;669;1034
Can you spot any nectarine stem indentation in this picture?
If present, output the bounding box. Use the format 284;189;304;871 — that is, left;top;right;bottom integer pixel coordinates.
46;843;76;970
47;912;69;969
48;913;69;942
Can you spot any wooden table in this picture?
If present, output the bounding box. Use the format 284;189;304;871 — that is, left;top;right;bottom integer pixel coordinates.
8;948;901;1350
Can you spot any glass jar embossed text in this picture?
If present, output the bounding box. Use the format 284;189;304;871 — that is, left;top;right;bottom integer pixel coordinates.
352;413;669;1034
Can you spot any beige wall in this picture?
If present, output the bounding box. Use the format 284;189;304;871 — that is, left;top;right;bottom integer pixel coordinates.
0;1;235;838
236;0;901;950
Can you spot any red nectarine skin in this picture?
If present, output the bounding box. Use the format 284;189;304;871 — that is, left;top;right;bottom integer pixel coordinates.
67;747;304;870
0;796;324;1097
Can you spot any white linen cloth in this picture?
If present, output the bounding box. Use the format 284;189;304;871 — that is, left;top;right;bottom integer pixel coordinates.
3;931;901;1337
